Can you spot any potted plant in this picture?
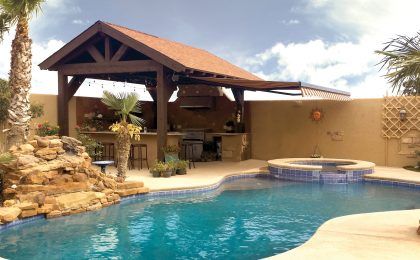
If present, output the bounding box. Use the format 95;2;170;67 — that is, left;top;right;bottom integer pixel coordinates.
176;160;189;175
166;160;177;176
161;162;172;178
162;145;180;162
150;161;167;178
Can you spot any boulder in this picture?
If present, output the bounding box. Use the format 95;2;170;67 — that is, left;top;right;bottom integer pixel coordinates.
16;155;40;169
3;200;16;207
35;148;58;160
20;209;38;218
37;204;53;214
35;136;50;148
116;181;144;189
16;202;38;210
115;187;149;197
72;172;88;182
61;136;82;153
46;210;62;219
49;139;63;148
19;144;35;154
0;207;22;222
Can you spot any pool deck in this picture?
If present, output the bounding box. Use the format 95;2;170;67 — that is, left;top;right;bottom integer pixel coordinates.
107;160;420;259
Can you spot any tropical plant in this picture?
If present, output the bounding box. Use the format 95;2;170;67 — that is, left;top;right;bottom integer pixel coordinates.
101;91;144;180
75;128;103;159
35;121;59;137
376;32;420;96
162;145;180;154
29;102;44;118
0;0;45;148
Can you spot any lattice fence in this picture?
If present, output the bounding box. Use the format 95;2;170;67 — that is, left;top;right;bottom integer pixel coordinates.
382;96;420;139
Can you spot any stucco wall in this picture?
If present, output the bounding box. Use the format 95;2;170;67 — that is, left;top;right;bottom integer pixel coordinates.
1;95;417;167
248;99;417;167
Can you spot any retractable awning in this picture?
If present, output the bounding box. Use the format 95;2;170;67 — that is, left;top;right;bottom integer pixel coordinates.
186;77;351;101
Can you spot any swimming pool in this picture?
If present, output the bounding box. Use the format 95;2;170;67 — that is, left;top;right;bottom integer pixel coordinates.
0;177;419;259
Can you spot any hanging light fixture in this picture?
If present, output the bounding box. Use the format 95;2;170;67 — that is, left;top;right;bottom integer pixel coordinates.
399;108;407;121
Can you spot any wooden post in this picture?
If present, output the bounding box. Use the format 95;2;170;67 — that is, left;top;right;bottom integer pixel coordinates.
156;66;175;161
232;88;245;123
57;72;69;136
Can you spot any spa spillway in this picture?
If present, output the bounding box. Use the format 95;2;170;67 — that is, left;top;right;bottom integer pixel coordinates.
268;158;375;184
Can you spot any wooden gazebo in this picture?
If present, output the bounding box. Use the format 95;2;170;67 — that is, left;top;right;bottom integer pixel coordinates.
40;21;350;160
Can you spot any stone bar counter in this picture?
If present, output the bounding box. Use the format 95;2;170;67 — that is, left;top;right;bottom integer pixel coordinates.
81;131;184;165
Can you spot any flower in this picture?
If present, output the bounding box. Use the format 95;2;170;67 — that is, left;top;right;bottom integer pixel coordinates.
97;114;103;118
38;124;42;128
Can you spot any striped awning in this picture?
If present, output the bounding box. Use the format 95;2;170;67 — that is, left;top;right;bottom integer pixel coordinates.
301;84;351;101
185;77;351;101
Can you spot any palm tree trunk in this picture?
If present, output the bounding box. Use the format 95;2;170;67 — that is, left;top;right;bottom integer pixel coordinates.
6;16;32;149
117;133;131;180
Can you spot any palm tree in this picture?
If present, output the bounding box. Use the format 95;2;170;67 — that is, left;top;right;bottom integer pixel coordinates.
0;0;44;148
376;32;420;96
101;91;144;180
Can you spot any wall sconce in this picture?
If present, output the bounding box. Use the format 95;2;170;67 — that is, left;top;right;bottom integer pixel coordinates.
399;108;407;121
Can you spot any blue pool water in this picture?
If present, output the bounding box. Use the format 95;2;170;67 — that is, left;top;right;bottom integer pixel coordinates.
1;178;419;260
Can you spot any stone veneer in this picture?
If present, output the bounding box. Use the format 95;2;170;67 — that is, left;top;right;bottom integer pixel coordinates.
268;158;375;184
0;136;149;225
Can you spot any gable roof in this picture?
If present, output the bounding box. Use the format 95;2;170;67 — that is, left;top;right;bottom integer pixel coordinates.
39;21;261;80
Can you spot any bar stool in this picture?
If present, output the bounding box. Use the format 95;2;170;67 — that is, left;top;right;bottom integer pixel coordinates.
181;142;198;169
96;142;115;161
129;144;149;170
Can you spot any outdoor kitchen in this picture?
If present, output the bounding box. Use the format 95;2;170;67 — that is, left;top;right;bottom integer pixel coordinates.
77;84;250;165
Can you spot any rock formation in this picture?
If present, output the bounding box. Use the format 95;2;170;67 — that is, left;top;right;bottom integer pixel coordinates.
0;136;149;225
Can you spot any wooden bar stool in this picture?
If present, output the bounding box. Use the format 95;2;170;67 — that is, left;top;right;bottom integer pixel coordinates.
129;144;149;170
96;142;115;161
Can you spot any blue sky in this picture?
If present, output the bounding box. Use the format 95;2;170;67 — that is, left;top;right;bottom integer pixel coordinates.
0;0;419;100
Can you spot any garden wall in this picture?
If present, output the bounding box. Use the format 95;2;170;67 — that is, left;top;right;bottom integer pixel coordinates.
1;95;417;167
248;98;418;167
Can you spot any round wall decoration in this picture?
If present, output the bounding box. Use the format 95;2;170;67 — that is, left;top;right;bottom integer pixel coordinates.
310;108;324;122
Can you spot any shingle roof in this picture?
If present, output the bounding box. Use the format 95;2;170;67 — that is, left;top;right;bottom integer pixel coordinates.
104;22;261;80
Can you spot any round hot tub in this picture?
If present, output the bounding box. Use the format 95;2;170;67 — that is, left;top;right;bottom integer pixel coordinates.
268;158;375;184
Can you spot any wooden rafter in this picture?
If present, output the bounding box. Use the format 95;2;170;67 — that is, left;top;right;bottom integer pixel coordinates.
111;44;128;62
104;37;111;61
87;45;105;63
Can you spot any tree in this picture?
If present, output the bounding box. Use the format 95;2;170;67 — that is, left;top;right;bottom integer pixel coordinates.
376;32;420;96
101;91;144;180
0;0;45;148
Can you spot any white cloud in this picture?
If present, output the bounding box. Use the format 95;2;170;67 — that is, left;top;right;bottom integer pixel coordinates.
281;19;300;25
72;19;90;25
0;29;65;94
241;0;420;99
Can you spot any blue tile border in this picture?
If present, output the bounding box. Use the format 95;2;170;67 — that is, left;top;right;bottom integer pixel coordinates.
0;214;44;231
363;178;420;190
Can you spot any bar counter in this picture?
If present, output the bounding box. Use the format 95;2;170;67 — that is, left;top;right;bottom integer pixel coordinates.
81;131;184;165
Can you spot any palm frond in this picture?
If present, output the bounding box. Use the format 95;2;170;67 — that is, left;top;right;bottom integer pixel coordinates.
101;91;145;125
376;32;420;96
0;0;44;19
0;12;12;41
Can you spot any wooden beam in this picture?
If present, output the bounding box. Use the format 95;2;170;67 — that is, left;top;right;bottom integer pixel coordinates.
67;76;85;101
87;45;105;63
104;37;111;61
111;44;128;62
232;88;245;124
60;60;159;75
156;66;175;161
57;72;69;136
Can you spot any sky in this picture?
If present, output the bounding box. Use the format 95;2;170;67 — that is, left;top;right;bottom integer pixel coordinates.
0;0;419;100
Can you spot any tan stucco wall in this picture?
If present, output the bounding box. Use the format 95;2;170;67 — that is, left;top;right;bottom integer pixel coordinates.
248;99;417;167
1;95;417;167
29;94;77;138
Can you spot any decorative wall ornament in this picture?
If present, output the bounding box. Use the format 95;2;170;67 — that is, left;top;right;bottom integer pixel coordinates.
382;96;419;139
310;108;324;122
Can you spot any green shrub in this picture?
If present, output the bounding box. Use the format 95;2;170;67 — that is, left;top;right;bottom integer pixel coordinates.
35;121;60;137
76;132;103;159
30;102;44;119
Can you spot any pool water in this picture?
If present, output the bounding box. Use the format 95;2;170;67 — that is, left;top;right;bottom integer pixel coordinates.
1;178;419;259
